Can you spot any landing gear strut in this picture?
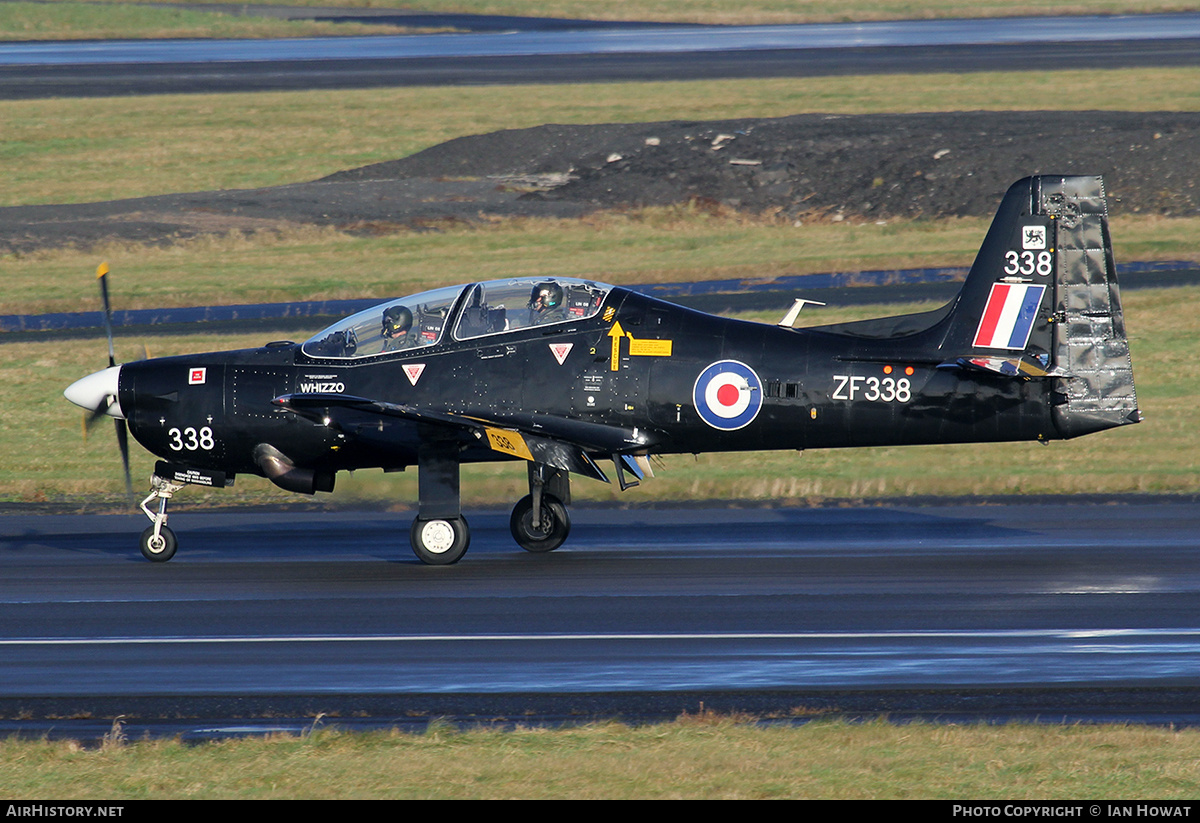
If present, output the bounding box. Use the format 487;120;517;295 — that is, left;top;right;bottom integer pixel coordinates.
410;440;471;565
407;447;576;564
138;474;183;562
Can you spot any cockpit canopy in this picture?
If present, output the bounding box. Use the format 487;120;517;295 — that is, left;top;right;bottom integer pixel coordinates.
302;277;613;360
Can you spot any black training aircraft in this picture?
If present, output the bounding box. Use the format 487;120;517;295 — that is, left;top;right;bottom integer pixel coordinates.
65;175;1140;564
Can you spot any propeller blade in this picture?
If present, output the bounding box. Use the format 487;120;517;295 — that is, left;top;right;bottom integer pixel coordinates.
84;396;113;431
114;418;134;500
92;263;133;501
97;262;116;369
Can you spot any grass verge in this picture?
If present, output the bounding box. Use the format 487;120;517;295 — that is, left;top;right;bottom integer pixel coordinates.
4;211;1199;315
3;717;1200;799
0;2;443;40
21;0;1199;26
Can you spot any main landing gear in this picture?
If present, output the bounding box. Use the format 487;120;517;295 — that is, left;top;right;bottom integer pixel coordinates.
408;445;573;565
510;495;570;552
409;515;471;565
510;462;571;553
511;465;571;554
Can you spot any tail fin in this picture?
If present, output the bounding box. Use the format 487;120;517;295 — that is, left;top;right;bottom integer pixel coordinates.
941;175;1140;437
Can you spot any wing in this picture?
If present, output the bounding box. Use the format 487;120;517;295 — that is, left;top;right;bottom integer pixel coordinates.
272;393;658;484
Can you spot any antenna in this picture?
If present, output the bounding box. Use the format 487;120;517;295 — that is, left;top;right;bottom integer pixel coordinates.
778;298;826;328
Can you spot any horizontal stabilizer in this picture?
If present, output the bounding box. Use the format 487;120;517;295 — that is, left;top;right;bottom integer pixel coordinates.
942;355;1073;379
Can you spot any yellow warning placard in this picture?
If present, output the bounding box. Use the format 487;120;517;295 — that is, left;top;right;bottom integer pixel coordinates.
484;427;533;461
627;337;673;357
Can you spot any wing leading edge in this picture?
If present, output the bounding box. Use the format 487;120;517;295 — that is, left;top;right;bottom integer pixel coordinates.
273;392;659;484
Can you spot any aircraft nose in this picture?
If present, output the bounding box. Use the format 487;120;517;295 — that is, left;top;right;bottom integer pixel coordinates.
64;365;124;419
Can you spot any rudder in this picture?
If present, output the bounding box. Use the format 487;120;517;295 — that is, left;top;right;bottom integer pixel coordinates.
1042;176;1140;438
939;175;1139;438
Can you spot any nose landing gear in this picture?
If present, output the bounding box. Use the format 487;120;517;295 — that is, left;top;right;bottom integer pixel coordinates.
138;473;184;563
133;463;232;563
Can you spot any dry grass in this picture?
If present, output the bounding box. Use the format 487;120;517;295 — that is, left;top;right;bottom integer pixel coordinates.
4;68;1200;208
0;1;450;40
2;719;1200;799
33;0;1199;26
4;210;1198;316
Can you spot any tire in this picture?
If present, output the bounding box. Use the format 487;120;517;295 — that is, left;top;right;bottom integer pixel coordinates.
410;516;470;565
510;494;570;553
139;525;177;563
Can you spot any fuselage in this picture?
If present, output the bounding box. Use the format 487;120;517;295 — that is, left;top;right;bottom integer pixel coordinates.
113;284;1056;486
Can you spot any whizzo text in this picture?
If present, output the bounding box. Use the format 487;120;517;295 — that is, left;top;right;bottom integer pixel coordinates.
299;381;345;393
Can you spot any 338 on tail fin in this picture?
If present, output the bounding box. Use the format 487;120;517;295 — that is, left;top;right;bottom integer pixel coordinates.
942;175;1140;438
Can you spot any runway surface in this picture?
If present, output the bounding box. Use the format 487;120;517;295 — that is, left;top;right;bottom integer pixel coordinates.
3;12;1200;97
10;14;1200;64
2;499;1199;735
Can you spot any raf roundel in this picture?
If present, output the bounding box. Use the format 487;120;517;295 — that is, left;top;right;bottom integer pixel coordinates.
693;360;763;431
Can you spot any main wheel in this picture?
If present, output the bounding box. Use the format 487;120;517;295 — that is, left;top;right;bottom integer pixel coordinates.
410;516;470;565
510;494;570;553
139;525;177;563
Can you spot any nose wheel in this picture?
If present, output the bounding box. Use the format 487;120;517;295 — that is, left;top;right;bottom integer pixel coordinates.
137;474;185;563
139;524;177;562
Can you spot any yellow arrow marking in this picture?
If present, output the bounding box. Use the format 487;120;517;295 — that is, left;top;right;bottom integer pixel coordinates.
608;321;625;371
